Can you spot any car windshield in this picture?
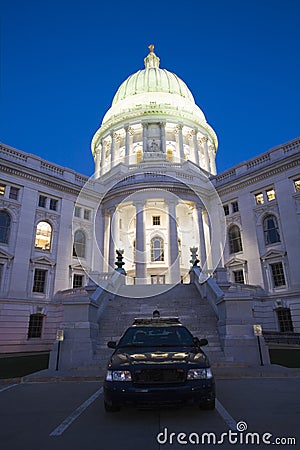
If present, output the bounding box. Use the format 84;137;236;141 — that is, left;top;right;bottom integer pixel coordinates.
117;326;194;348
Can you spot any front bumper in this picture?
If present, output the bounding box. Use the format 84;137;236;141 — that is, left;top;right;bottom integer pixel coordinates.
103;379;215;408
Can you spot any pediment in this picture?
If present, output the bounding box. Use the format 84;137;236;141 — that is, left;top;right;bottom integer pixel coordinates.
225;257;247;268
0;249;14;260
69;263;86;271
260;250;286;261
30;256;56;266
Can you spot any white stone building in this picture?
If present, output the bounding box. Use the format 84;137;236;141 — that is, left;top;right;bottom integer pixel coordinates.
0;46;299;361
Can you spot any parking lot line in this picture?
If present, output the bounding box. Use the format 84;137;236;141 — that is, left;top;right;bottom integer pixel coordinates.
0;383;19;393
216;398;237;431
50;386;103;437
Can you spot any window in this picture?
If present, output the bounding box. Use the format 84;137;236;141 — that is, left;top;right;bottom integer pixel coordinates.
223;204;229;216
270;262;286;287
9;187;19;200
294;179;300;191
136;149;143;163
231;201;239;213
28;314;44;338
73;230;86;258
228;225;243;254
38;195;47;208
152;216;160;226
49;198;58;211
276;308;293;332
167;149;173;162
255;193;264;205
74;206;81;218
266;189;276;201
151;237;164;262
263;215;280;245
32;269;47;293
151;275;165;284
35;221;52;251
233;270;245;284
0;211;11;244
73;274;84;288
0;184;6;196
84;209;91;221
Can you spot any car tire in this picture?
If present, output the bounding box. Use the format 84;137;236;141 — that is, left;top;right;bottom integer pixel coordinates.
104;401;120;413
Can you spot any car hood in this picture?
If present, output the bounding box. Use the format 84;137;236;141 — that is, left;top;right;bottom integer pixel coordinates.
109;346;209;368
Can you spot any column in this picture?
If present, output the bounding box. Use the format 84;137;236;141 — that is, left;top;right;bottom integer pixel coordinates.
125;125;130;163
168;200;181;284
160;121;166;154
177;124;185;162
196;204;207;269
94;147;101;178
192;129;200;166
108;207;116;271
100;139;106;176
201;136;211;172
209;144;217;175
110;131;115;169
134;201;147;283
142;123;148;153
95;207;106;273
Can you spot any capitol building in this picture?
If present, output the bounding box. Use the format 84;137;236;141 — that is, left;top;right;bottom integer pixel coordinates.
0;46;299;369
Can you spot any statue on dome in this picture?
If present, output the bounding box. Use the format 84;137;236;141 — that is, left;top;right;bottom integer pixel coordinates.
148;44;155;53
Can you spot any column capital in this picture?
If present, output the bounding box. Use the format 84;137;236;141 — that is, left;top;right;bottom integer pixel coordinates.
201;136;209;144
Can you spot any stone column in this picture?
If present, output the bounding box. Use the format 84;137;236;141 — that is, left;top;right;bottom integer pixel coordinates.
196;204;207;269
142;123;148;153
160;121;166;154
201;136;211;172
125;125;130;163
168;200;180;284
100;139;107;176
108;207;116;271
110;131;115;169
209;144;217;175
192;129;200;166
97;207;106;273
134;201;147;283
95;147;101;178
177;124;185;162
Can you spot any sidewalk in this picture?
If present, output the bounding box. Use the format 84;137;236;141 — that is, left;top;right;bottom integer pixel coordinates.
10;363;300;383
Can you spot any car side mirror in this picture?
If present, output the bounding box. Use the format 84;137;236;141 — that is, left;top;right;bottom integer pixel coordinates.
199;338;208;347
107;341;117;349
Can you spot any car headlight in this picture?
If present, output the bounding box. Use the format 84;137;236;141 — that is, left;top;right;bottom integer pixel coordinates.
187;368;213;380
105;370;132;382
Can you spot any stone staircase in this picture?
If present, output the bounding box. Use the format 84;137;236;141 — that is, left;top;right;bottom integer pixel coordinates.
94;283;233;373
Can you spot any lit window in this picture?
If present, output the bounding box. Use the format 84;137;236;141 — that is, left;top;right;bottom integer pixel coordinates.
255;193;264;205
228;225;243;254
35;221;52;251
73;274;84;288
223;205;229;216
152;216;160;226
0;211;11;244
38;195;47;208
233;270;244;284
266;189;276;201
73;230;86;258
84;209;91;221
74;206;81;218
136;149;143;163
263;215;280;245
49;198;58;211
231;201;239;213
32;269;47;293
167;149;173;162
0;184;6;196
9;187;19;200
294;179;300;191
270;262;286;287
28;313;44;338
151;237;164;262
276;308;293;332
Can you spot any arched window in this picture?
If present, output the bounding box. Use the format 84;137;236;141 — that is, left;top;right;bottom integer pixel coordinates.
0;211;11;244
228;225;243;254
35;221;52;251
151;237;164;262
263;214;280;245
73;230;86;258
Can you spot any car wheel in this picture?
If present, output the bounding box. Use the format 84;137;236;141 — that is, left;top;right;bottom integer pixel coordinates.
199;398;215;410
104;401;120;413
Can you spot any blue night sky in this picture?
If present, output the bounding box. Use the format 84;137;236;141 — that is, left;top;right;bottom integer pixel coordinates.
1;0;299;177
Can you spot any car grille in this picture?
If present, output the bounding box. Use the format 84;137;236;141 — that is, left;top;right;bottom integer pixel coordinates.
134;368;185;384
